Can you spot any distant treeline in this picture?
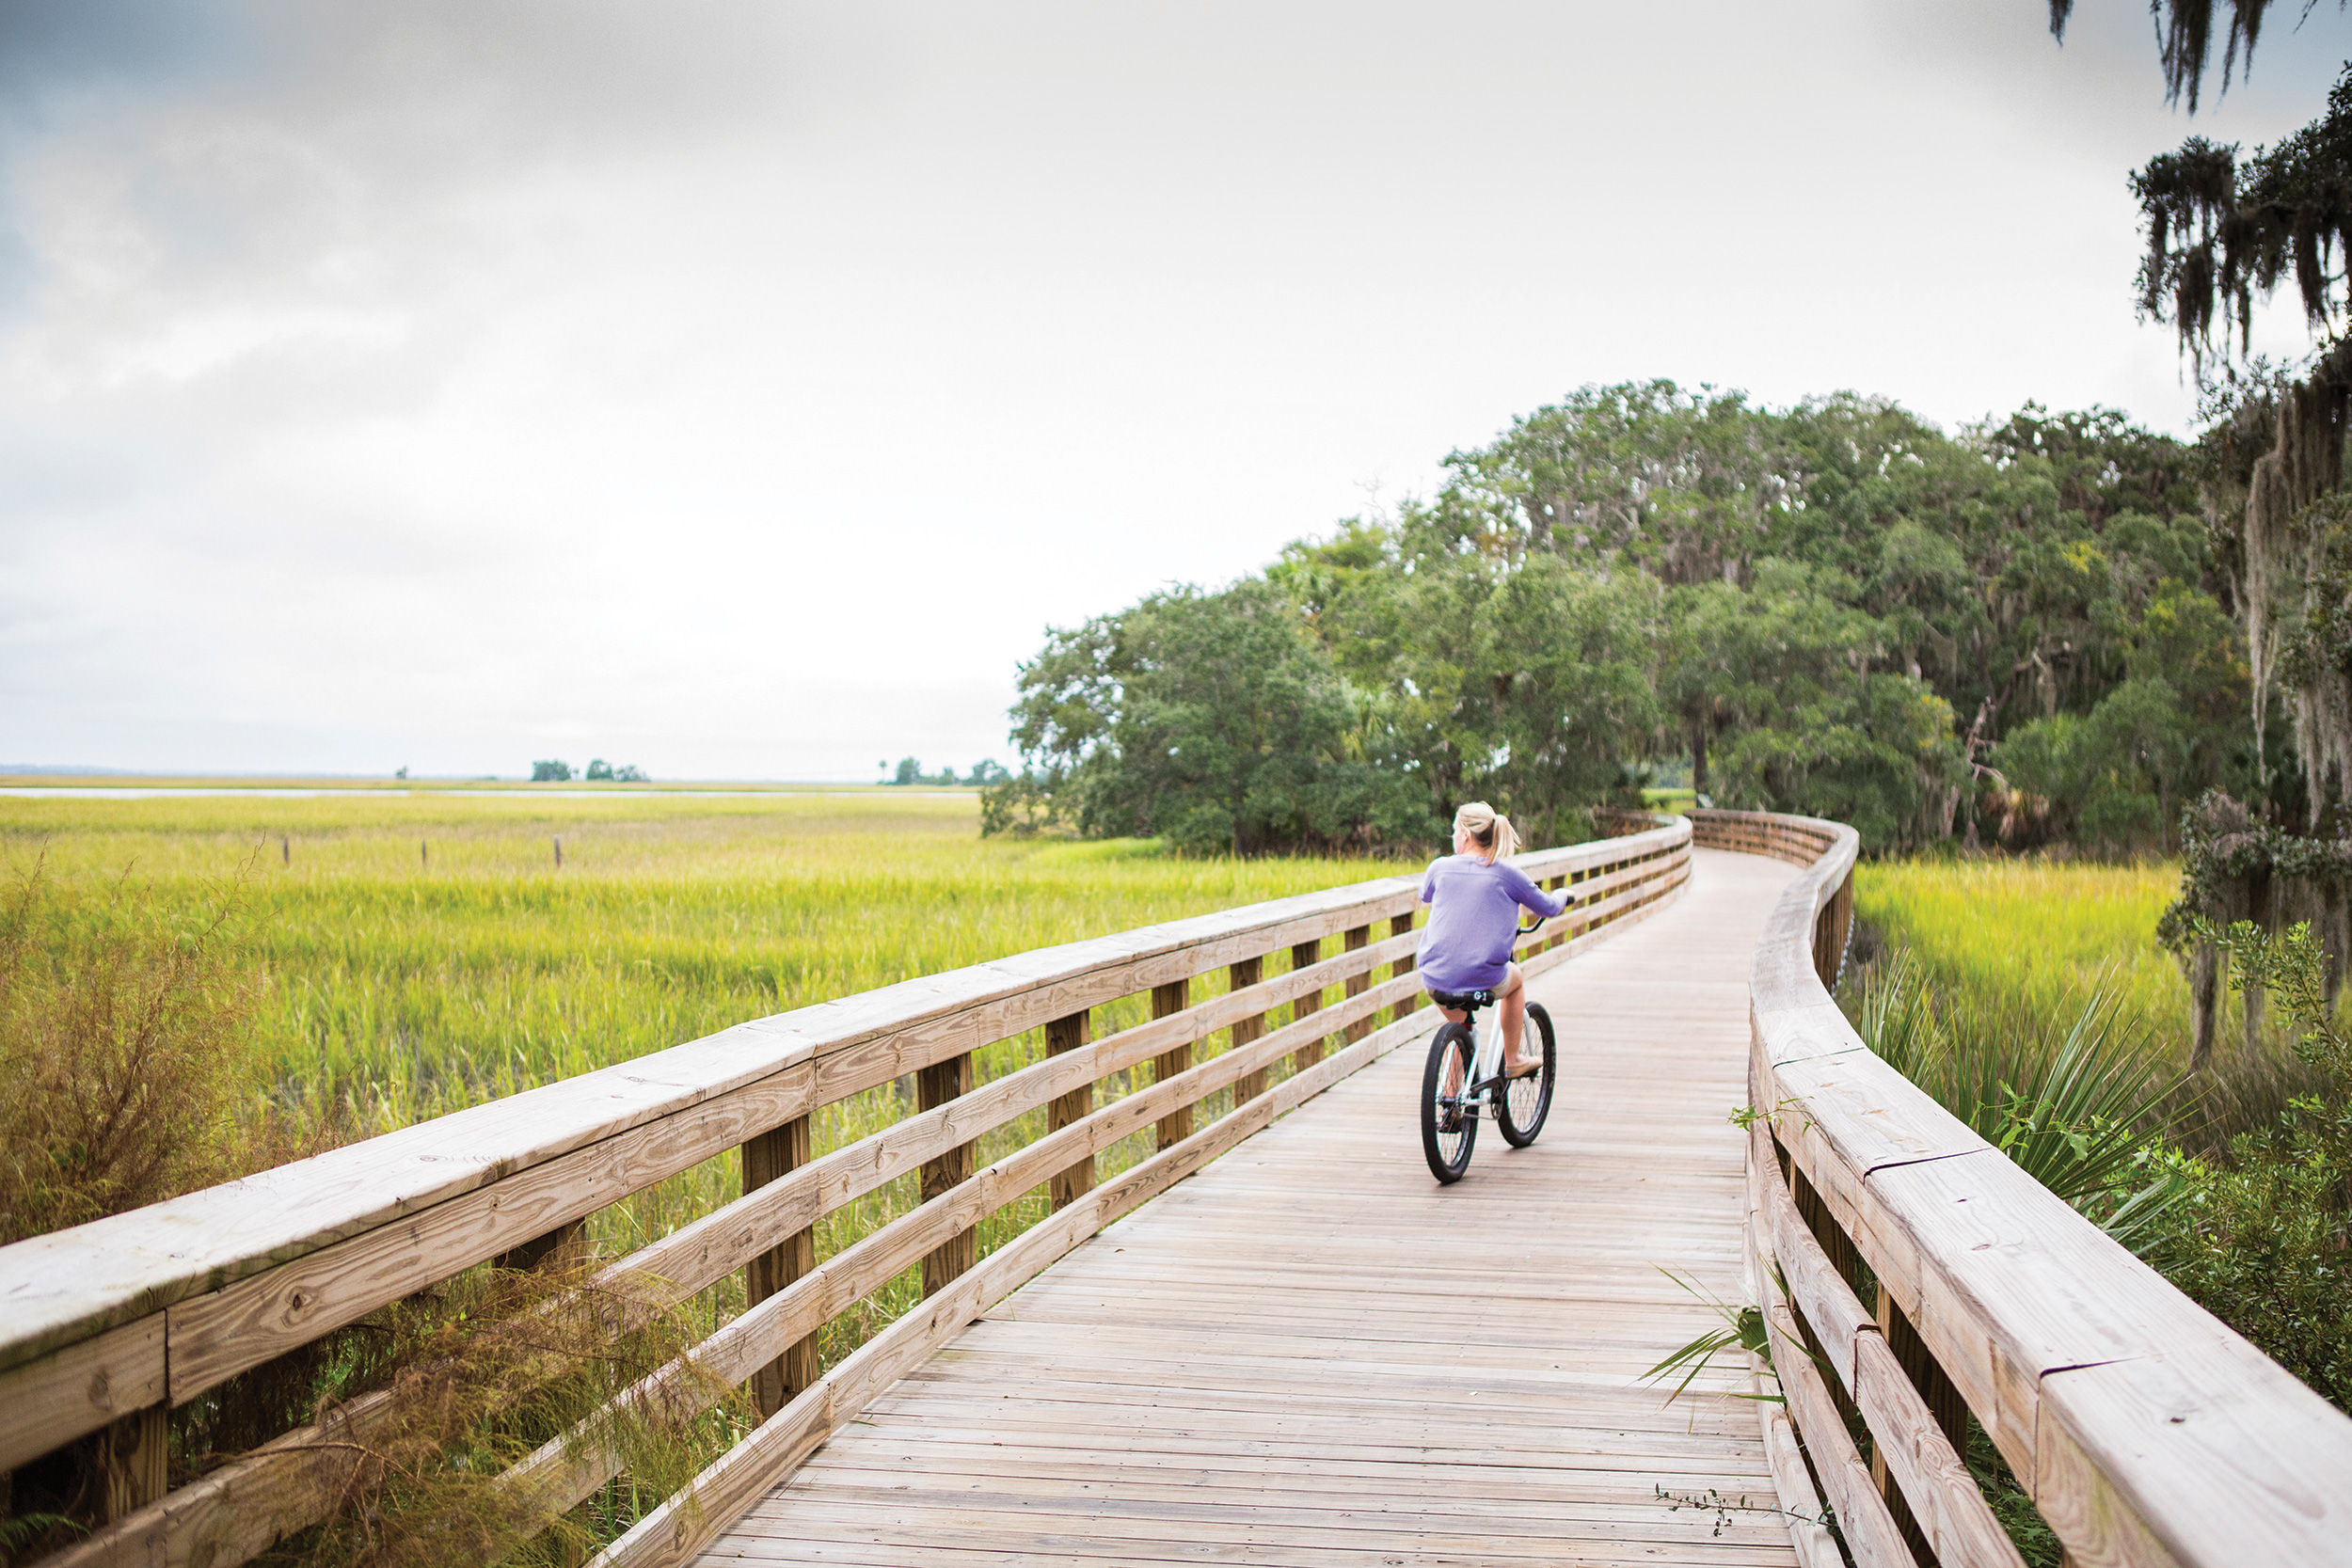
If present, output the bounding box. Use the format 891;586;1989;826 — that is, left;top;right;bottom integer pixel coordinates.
984;382;2252;856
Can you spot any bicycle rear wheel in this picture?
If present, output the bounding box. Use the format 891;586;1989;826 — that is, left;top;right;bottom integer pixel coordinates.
1496;1001;1556;1148
1421;1022;1478;1183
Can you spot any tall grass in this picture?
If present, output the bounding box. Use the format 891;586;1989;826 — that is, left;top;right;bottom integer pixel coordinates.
1848;952;2191;1251
1;792;1400;1522
1849;860;2352;1418
1853;859;2326;1149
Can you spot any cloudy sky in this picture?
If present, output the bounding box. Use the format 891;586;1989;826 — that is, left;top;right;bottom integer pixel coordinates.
3;2;2348;781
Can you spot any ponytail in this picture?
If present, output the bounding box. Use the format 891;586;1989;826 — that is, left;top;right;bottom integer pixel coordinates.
1453;800;1517;864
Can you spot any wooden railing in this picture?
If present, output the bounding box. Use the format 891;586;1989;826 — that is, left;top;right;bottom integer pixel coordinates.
1691;806;2352;1568
0;819;1692;1568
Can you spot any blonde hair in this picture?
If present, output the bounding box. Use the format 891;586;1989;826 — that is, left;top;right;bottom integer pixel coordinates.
1453;800;1518;863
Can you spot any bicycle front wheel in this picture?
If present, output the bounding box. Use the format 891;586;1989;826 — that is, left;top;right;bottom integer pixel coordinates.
1496;1001;1557;1148
1421;1022;1478;1183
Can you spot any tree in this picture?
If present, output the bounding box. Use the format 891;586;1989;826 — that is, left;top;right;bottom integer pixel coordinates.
584;758;614;782
2129;65;2352;376
989;579;1436;854
2047;1;2345;113
891;757;922;786
1434;381;1793;584
531;760;572;783
965;759;1010;786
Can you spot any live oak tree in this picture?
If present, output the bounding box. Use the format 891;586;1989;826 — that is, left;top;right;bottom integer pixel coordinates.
2046;0;2346;113
986;579;1435;855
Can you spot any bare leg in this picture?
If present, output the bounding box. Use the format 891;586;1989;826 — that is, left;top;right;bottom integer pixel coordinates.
1498;963;1534;1072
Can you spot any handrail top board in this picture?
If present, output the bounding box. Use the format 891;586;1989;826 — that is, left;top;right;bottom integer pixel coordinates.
1729;805;2352;1568
0;821;1686;1376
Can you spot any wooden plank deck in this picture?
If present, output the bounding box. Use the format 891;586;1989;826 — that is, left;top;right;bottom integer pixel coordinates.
692;847;1804;1567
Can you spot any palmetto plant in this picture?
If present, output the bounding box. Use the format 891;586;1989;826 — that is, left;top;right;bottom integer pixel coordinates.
1851;953;2196;1252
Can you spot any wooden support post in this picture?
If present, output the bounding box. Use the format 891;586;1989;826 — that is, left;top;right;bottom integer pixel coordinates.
1290;940;1324;1070
917;1052;976;1293
742;1115;818;1420
1788;1157;1862;1293
1876;1282;1968;1565
1341;925;1373;1044
1151;979;1192;1151
99;1405;167;1524
1389;911;1416;1022
1045;1009;1096;1210
1545;877;1565;951
1229;958;1267;1105
495;1217;586;1273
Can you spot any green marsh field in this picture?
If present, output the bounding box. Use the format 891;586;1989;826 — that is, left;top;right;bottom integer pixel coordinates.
1;787;1393;1361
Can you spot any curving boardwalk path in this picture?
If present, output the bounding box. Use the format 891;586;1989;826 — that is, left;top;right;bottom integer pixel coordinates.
692;847;1804;1567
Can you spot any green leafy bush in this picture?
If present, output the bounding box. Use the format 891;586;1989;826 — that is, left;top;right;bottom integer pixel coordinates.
2134;919;2352;1410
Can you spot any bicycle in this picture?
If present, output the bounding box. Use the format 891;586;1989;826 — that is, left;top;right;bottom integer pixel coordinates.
1417;911;1558;1184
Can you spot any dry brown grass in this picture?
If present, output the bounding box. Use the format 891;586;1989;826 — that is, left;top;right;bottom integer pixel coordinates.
0;857;304;1245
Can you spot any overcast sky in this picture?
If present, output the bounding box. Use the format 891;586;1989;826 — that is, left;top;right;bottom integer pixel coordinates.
3;2;2349;781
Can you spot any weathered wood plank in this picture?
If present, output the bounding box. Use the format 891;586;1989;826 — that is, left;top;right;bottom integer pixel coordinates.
1288;941;1323;1073
1150;980;1192;1151
0;1314;164;1474
674;844;1790;1568
1731;805;2352;1568
741;1114;816;1420
1227;958;1267;1108
917;1052;976;1294
1044;1009;1095;1211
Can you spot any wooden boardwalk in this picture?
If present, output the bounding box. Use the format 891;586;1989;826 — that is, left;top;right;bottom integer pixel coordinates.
691;847;1803;1568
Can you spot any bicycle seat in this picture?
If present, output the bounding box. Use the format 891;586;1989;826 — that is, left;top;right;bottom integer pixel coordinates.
1425;987;1495;1013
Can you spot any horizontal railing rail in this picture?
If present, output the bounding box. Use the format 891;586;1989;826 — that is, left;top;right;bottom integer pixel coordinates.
1691;805;2352;1568
1;819;1692;1568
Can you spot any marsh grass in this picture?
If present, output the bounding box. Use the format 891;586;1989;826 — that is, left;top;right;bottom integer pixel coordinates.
0;858;326;1245
1;790;1393;1555
1847;952;2193;1250
1853;858;2328;1152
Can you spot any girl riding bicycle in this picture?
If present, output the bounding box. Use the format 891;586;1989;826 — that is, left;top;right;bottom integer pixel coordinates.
1418;801;1566;1075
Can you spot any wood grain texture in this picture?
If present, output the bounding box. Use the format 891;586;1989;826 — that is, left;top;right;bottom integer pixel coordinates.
679;847;1806;1568
916;1053;976;1294
1226;958;1267;1109
742;1115;817;1420
1720;805;2352;1568
1287;942;1324;1073
1044;1010;1096;1211
1150;979;1193;1151
0;1314;163;1474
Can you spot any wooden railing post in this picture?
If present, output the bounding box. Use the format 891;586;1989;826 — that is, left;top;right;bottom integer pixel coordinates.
1229;958;1268;1105
1045;1009;1096;1210
494;1218;585;1273
1389;912;1416;1022
1545;876;1565;951
916;1052;976;1292
741;1115;818;1419
1152;980;1192;1150
100;1406;167;1523
1876;1281;1969;1561
1290;940;1324;1070
1341;925;1372;1045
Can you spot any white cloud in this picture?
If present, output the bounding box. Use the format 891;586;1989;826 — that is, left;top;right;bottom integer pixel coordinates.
2;0;2348;776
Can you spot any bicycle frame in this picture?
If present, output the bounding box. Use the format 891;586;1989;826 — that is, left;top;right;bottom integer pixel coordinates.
1441;1006;1512;1115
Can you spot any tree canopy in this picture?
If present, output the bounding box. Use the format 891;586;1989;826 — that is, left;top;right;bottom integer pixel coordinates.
987;385;2249;857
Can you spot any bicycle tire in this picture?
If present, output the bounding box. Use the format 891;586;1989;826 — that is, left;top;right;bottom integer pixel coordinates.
1496;1001;1557;1148
1420;1022;1478;1183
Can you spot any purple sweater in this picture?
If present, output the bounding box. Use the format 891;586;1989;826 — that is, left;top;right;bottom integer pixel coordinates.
1415;854;1568;991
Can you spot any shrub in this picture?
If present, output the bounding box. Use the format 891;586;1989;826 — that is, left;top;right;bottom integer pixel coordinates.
0;863;268;1244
